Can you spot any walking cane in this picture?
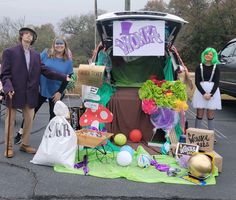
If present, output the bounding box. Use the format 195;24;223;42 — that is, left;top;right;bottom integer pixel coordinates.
6;95;12;158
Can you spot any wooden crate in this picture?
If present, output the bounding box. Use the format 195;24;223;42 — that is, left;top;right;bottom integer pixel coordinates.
76;129;113;148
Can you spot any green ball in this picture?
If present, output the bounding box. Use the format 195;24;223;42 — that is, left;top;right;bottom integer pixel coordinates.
114;133;127;146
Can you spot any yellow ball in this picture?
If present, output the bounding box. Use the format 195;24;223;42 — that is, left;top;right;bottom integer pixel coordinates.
114;133;127;146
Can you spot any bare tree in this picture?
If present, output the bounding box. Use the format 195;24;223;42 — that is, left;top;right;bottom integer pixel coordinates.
0;17;25;50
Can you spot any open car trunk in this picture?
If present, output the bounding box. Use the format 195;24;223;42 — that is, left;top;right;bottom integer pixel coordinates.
94;11;188;143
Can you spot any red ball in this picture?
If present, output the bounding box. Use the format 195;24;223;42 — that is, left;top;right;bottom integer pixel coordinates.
129;129;142;142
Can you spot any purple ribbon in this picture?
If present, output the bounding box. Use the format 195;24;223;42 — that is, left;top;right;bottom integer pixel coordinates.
89;126;107;133
89;126;98;131
150;159;170;172
74;155;89;175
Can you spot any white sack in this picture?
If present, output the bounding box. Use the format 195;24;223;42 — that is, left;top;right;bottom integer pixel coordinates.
31;101;77;169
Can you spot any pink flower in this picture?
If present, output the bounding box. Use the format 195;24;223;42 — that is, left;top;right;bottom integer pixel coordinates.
142;99;158;115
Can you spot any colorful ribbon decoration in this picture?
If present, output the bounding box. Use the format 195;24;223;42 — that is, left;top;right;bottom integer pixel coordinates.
74;155;89;175
150;159;170;172
151;158;181;176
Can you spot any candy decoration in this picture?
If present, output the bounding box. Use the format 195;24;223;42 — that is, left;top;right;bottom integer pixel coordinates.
150;159;170;172
151;157;181;176
120;145;134;157
116;151;132;166
114;133;127;146
74;155;89;175
129;129;142;142
137;154;151;168
150;107;178;131
177;155;190;168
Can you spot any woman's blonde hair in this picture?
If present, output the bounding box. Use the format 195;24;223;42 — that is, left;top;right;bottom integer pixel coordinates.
47;36;70;61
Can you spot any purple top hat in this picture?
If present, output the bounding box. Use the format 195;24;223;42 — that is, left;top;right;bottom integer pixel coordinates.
120;21;133;35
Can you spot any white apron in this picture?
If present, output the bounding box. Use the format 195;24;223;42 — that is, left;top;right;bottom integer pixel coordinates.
192;64;222;110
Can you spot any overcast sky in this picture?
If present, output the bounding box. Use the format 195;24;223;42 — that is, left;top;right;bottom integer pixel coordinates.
0;0;151;26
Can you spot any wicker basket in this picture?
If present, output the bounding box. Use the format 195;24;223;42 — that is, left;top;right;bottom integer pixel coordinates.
76;129;113;148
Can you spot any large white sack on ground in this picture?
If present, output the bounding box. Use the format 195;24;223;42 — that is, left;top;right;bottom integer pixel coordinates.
31;101;77;169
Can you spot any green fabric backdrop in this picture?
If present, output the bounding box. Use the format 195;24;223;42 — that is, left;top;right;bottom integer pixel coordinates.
112;56;165;87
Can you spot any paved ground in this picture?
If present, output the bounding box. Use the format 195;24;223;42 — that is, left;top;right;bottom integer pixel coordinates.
0;96;236;200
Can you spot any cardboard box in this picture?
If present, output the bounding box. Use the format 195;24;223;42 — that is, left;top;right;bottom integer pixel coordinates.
206;151;223;172
78;64;105;88
186;128;214;152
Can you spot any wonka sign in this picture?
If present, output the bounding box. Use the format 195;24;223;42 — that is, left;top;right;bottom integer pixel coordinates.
113;20;165;56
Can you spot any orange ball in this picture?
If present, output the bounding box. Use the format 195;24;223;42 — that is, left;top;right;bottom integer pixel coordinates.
129;129;142;142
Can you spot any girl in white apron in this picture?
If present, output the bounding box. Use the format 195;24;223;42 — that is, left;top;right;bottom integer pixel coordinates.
192;47;221;131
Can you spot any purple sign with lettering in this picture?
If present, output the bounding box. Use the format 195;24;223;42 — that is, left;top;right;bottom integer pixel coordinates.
113;20;165;56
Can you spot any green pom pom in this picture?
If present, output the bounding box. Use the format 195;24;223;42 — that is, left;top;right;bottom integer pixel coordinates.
139;79;188;109
66;73;77;90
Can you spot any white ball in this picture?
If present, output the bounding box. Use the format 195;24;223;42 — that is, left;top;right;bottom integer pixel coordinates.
137;154;151;168
116;151;132;166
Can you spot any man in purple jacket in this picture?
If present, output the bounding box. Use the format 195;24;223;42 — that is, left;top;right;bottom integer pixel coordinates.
1;26;70;158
